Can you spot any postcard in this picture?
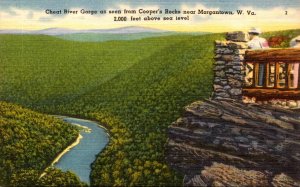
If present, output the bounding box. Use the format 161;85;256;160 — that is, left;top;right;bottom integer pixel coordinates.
0;0;299;186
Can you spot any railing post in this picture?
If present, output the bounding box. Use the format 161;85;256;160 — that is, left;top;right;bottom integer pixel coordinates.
285;63;289;89
298;63;300;89
274;62;279;89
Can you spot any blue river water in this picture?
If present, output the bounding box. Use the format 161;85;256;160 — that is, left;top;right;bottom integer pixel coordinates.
54;117;109;184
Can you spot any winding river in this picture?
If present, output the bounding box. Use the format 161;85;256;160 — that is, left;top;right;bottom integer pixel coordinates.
53;117;109;184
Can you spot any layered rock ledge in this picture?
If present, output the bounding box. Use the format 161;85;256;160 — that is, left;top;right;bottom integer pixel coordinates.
166;99;300;186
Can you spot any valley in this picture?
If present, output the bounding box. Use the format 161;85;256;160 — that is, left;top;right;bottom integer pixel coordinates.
1;29;299;186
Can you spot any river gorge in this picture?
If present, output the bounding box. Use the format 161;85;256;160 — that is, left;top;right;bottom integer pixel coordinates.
53;117;109;184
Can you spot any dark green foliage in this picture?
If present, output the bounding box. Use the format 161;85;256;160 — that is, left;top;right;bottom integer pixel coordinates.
0;102;79;185
262;29;300;48
10;168;87;187
38;168;87;187
10;169;39;187
0;34;181;109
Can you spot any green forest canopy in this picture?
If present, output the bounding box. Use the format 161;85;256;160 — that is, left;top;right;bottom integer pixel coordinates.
0;29;299;186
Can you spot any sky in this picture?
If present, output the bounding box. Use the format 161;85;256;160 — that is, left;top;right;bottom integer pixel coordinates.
0;0;300;32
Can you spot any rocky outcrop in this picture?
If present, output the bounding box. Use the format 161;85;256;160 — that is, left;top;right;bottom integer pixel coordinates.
166;99;300;186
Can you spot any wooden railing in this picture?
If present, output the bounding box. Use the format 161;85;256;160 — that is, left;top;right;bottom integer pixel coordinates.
243;48;300;99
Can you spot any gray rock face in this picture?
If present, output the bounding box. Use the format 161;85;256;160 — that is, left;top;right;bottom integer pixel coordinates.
226;31;249;42
229;88;242;96
213;32;248;101
165;99;300;186
183;174;207;187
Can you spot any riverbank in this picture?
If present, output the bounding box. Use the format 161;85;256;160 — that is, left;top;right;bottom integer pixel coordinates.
40;133;83;178
39;115;109;184
52;114;110;136
51;134;83;166
53;116;109;184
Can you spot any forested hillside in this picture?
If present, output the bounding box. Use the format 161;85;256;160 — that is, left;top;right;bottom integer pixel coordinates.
0;102;86;186
1;29;299;186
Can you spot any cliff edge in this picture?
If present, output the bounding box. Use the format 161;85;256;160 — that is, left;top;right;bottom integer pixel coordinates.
165;99;300;186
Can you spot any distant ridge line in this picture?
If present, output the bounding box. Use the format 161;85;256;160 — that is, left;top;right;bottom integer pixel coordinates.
0;26;170;35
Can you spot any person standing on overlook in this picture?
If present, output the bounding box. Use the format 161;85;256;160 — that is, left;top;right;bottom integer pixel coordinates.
246;28;269;87
247;27;269;49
